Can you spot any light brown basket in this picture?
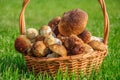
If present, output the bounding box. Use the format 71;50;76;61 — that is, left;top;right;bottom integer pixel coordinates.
19;0;109;76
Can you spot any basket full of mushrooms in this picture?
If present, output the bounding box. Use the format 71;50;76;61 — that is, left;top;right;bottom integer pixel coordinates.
15;0;109;76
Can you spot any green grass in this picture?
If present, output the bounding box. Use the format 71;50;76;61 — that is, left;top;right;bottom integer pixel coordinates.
0;0;120;80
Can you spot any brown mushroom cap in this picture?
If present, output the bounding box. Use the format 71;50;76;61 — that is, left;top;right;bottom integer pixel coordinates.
14;35;31;54
88;40;107;51
49;44;67;57
48;16;61;28
63;34;93;55
48;16;61;35
72;44;93;55
78;30;91;43
58;9;88;36
64;35;84;48
35;35;45;42
32;41;48;57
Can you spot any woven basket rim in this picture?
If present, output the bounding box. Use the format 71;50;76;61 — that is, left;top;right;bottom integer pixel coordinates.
25;50;107;62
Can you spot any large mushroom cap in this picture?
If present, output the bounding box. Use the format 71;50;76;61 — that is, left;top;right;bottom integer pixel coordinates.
58;9;88;36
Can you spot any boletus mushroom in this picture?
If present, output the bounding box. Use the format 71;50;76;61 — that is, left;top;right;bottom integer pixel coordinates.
58;9;88;36
31;41;48;57
49;44;67;57
48;16;61;36
14;35;31;54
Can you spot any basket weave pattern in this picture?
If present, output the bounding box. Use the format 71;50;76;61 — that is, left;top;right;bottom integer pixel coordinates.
19;0;109;76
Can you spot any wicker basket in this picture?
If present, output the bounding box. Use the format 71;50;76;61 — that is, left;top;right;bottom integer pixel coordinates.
19;0;109;76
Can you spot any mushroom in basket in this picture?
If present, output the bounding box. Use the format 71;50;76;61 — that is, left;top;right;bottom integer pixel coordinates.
58;8;93;45
31;41;49;57
64;35;93;55
48;16;61;36
78;30;92;43
26;28;39;43
58;9;88;36
49;44;67;57
88;40;107;51
39;25;62;47
14;35;31;54
39;25;55;38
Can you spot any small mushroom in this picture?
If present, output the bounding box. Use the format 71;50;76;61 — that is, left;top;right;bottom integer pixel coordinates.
26;28;38;42
64;35;84;48
31;41;48;57
49;44;67;57
83;44;94;54
14;35;31;54
48;16;61;35
39;25;52;38
78;30;92;43
58;9;88;36
44;34;62;47
88;40;107;51
66;42;93;55
44;35;56;47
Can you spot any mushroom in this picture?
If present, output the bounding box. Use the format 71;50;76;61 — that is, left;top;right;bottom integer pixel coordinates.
48;16;61;36
64;34;93;55
31;41;48;57
14;35;31;54
26;28;38;42
88;40;107;51
44;34;62;47
78;30;91;43
64;35;84;48
49;44;67;57
70;43;93;55
39;25;53;38
44;34;56;47
58;9;88;36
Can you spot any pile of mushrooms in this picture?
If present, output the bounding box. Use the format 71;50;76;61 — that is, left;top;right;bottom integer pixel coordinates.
15;9;107;58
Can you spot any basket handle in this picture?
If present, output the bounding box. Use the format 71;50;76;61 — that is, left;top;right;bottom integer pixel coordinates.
19;0;109;45
19;0;30;35
98;0;109;45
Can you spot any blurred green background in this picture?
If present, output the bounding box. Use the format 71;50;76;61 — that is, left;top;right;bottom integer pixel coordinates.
0;0;120;80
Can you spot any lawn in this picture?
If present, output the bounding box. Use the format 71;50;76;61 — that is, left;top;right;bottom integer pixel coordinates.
0;0;120;80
